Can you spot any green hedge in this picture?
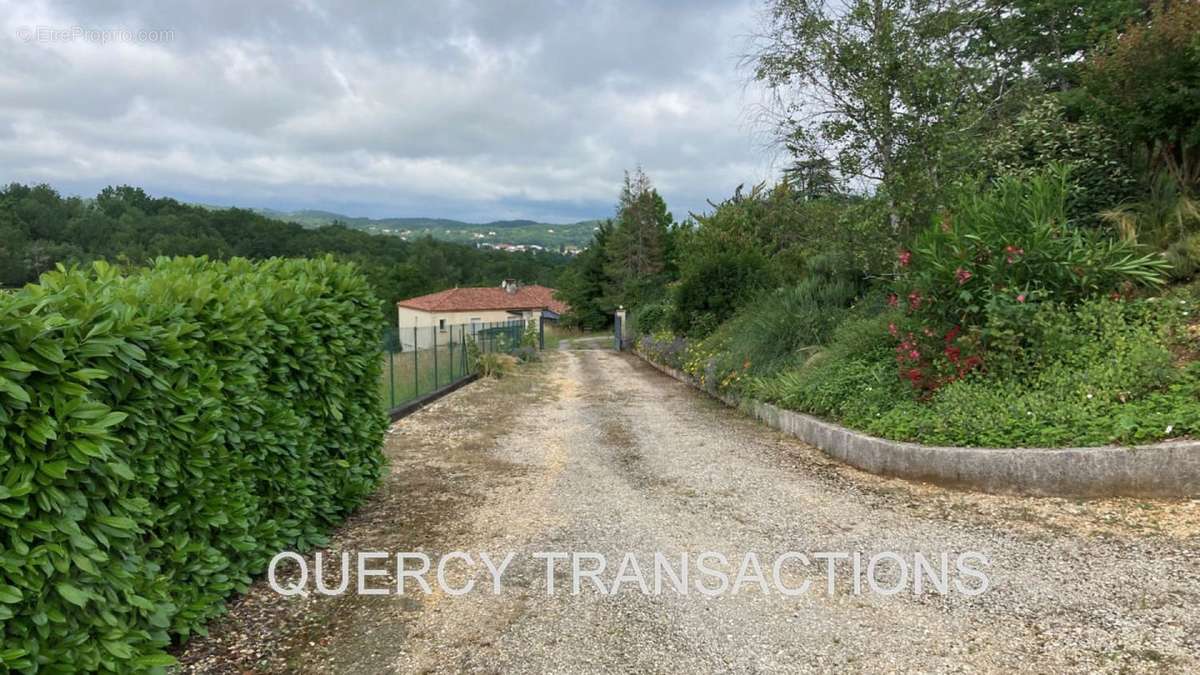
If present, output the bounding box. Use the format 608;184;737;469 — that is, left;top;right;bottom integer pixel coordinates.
0;257;387;671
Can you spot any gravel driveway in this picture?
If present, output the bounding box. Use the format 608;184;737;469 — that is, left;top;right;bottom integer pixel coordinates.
180;348;1200;674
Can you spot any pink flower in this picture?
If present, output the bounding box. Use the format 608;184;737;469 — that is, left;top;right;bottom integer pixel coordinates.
1016;293;1026;303
898;250;912;267
1004;245;1025;264
955;267;972;285
888;322;898;337
907;291;923;311
887;293;899;308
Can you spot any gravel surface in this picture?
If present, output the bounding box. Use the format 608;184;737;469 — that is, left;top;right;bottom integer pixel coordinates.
179;349;1200;673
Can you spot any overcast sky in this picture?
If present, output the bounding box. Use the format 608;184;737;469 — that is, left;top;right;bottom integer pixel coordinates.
1;0;780;223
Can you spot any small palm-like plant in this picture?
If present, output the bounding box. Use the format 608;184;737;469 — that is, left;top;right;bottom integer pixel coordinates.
1099;174;1200;249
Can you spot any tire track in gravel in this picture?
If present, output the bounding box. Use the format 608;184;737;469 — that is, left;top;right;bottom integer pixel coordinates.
401;349;1200;673
182;348;1200;673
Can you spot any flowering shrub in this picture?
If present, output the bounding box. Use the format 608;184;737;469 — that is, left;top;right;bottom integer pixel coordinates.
890;320;983;394
637;331;690;371
898;166;1167;327
753;294;1198;447
890;166;1169;389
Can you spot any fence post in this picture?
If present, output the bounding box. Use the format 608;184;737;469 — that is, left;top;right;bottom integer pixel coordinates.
388;347;395;409
539;315;545;350
413;326;419;397
433;326;439;389
449;326;455;382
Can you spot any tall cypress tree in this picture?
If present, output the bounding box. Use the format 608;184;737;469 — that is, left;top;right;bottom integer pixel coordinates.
604;167;673;307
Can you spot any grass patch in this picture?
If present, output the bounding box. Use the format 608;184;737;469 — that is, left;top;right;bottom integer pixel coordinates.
379;344;471;411
644;287;1200;448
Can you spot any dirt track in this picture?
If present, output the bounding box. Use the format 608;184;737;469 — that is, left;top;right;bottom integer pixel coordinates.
180;348;1200;673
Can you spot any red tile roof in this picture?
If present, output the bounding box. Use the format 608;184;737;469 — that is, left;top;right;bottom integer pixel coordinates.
397;284;569;315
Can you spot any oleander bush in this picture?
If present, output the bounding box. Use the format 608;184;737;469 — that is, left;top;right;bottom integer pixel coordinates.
898;166;1168;330
0;256;387;672
729;295;1200;447
632;173;1195;449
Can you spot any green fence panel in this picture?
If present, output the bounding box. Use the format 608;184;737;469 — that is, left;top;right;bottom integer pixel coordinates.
381;318;520;414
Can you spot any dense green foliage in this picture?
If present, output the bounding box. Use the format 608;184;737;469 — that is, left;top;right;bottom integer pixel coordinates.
602;169;677;308
0;184;569;317
607;1;1200;450
678;275;865;388
753;0;998;229
979;0;1143;91
634;168;1192;448
554;221;615;330
750;295;1200;447
898;166;1167;329
670;248;774;337
0;257;386;671
980;96;1137;224
556;169;683;329
1081;1;1200;194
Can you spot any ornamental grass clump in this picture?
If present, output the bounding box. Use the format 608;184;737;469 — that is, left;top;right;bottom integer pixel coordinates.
0;256;387;671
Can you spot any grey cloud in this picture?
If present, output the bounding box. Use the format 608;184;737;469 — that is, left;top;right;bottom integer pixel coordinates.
1;0;777;222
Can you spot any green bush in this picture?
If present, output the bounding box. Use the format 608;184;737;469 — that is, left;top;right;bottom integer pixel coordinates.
0;257;387;671
476;352;517;378
1166;232;1200;280
690;276;863;389
754;297;1198;447
670;247;773;337
899;166;1168;330
749;313;907;419
1081;1;1200;195
981;96;1137;224
630;299;672;337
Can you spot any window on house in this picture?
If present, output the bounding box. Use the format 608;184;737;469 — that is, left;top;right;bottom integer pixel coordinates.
439;318;446;331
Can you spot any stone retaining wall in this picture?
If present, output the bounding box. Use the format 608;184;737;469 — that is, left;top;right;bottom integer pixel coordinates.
634;351;1200;498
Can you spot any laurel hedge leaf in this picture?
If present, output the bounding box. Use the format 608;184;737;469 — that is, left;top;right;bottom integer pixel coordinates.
0;256;387;671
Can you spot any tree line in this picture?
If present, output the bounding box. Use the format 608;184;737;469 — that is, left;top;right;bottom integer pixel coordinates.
558;0;1200;331
0;184;570;319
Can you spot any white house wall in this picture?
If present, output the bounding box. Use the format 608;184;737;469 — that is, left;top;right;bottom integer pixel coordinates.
396;307;541;350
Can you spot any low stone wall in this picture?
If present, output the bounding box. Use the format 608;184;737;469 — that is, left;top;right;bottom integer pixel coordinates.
634;351;1200;498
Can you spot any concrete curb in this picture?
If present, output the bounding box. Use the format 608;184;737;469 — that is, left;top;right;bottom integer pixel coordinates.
633;351;1200;498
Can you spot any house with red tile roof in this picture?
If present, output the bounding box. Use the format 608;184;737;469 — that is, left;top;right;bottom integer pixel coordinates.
396;280;569;349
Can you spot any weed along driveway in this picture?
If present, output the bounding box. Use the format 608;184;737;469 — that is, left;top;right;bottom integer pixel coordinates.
180;349;1200;673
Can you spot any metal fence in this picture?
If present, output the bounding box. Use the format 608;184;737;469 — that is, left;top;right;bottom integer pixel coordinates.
380;319;533;413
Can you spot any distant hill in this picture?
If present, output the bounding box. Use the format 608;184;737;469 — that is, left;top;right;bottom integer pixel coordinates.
252;208;603;249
